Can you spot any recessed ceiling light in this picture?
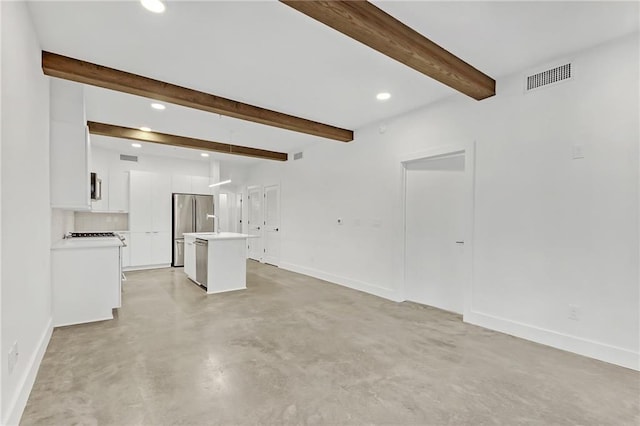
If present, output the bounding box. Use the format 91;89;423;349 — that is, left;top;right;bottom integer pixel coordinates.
141;0;165;13
131;143;142;148
376;92;391;101
139;126;151;132
201;153;209;157
151;103;165;110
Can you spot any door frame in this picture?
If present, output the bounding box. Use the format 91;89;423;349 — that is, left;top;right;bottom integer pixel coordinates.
399;142;476;319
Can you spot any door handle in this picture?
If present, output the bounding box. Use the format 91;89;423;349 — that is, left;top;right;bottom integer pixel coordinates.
257;226;261;230
275;228;279;231
455;241;465;244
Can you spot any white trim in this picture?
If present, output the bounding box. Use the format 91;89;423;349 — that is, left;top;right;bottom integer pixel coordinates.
54;315;113;328
205;286;246;295
465;310;640;371
3;318;53;426
399;141;476;318
279;262;403;302
123;264;171;271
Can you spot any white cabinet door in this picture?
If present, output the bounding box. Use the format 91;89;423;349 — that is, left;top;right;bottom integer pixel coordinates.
151;231;172;264
191;176;211;195
50;122;91;210
129;171;153;232
151;174;172;232
172;174;191;194
109;171;129;212
129;171;172;268
129;232;152;266
184;236;196;278
50;80;91;211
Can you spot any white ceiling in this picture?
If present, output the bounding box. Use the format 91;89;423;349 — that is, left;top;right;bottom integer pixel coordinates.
28;1;639;165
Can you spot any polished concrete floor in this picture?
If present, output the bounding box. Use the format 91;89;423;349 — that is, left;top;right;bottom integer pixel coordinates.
22;262;639;425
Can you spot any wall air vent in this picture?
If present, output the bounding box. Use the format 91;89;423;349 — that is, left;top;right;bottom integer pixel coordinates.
293;152;304;160
526;63;572;92
120;154;138;162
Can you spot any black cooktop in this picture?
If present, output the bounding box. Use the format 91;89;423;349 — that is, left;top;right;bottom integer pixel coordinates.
69;232;117;238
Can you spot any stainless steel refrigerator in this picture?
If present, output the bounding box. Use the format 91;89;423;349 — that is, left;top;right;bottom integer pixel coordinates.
172;193;214;267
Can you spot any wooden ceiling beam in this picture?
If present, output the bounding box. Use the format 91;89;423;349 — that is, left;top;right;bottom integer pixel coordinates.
280;1;496;100
43;51;354;142
87;122;288;162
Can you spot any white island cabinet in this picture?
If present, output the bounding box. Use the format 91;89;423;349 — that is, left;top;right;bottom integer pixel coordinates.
183;232;252;294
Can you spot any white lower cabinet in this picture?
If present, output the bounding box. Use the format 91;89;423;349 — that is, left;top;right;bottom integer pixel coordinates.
184;235;196;279
129;231;171;268
52;244;121;327
151;231;172;265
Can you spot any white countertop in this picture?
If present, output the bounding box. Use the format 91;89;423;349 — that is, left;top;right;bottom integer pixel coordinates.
183;232;256;241
52;237;124;250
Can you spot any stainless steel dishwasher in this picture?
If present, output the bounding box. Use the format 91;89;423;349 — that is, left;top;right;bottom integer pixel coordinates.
195;238;208;289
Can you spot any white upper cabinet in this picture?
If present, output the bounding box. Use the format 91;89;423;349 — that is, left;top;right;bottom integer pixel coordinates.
171;174;192;193
91;164;129;213
129;171;154;232
191;176;211;195
50;79;92;210
171;174;211;195
108;171;129;212
151;173;172;232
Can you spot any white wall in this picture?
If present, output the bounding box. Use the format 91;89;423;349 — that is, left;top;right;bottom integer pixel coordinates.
245;33;639;369
92;145;211;178
1;2;53;424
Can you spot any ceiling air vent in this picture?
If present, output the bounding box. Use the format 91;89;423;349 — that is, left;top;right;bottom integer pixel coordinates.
526;63;572;92
293;152;304;160
120;154;138;162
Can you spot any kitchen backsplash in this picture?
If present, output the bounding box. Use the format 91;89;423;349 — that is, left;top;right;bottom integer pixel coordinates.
52;209;75;243
74;212;129;232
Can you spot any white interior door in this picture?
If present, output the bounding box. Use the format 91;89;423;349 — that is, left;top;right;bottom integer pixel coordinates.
247;186;263;261
263;184;281;266
404;154;466;314
237;194;243;233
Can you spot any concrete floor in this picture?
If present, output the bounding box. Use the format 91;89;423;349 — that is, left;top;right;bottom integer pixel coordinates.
22;262;639;425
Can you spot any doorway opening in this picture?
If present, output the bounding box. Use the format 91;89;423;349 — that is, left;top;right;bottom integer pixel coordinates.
401;145;474;316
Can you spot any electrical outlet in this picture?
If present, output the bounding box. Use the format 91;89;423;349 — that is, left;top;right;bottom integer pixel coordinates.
568;304;580;321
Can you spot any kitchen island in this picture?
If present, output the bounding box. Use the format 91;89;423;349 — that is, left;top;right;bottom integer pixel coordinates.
183;232;253;294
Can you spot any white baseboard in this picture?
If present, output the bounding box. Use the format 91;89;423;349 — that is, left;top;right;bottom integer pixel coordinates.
54;314;114;328
124;264;171;272
3;317;53;426
464;310;639;371
279;262;402;302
